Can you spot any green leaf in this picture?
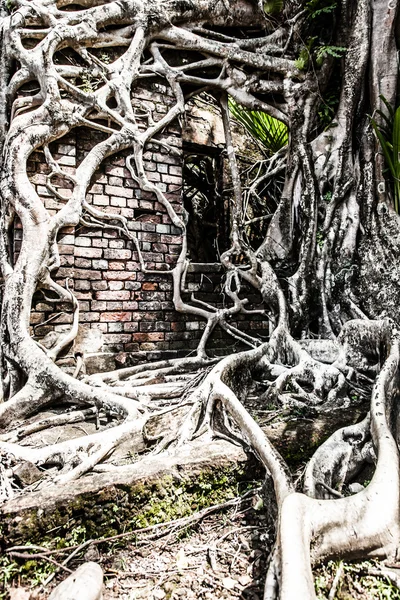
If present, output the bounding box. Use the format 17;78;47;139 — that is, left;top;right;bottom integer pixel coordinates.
263;0;283;15
371;119;394;174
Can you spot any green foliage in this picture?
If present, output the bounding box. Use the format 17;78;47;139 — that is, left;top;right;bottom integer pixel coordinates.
317;92;339;128
295;37;316;71
370;95;400;213
69;524;87;545
0;556;19;599
263;0;283;15
3;0;14;13
306;0;337;19
80;69;102;93
295;37;346;71
315;45;346;65
100;52;111;64
0;555;55;598
229;99;288;156
295;47;310;71
314;560;400;599
316;230;324;249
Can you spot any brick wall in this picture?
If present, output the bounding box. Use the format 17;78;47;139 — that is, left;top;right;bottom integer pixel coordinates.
20;83;269;360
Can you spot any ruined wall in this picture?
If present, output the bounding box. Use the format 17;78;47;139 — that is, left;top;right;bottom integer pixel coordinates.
19;84;269;363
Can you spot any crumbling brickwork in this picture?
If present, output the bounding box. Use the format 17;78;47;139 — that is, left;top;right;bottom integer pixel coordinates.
20;84;269;360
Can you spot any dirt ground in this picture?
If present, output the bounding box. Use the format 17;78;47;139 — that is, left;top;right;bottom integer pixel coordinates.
100;494;270;600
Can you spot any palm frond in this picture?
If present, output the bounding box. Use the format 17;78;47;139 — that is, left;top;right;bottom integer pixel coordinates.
370;96;400;213
229;99;288;156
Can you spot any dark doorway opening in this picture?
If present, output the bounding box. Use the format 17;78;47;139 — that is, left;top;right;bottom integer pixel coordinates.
183;144;228;262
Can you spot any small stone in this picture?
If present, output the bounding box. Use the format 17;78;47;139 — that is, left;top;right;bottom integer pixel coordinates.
153;589;166;599
222;577;237;590
13;462;43;487
348;482;364;494
84;545;100;562
176;548;188;570
238;575;252;586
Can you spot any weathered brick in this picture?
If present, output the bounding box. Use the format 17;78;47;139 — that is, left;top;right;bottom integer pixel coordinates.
104;333;132;344
91;281;108;290
105;185;133;199
91;301;107;311
93;195;109;206
60;255;74;266
74;280;91;291
108;176;123;187
106;301;123;310
138;301;161;311
109;281;124;291
169;165;182;176
105;165;126;177
133;332;164;342
59;245;74;255
75;237;91;247
96;291;130;300
156;224;170;234
58;155;75;166
104;249;131;260
111;196;127;208
122;301;138;310
124;281;141;291
80;312;101;322
73;268;102;280
109;240;125;249
92;259;108;270
123;322;139;332
75;258;91;268
152;243;168;253
104;271;135;281
108;322;124;332
100;312;132;322
142;282;158;291
75;247;102;258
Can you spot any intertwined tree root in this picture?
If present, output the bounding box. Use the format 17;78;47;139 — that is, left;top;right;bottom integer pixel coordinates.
2;318;399;599
1;0;400;597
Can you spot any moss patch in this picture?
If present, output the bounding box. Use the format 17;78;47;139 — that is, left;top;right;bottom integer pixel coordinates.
0;461;262;596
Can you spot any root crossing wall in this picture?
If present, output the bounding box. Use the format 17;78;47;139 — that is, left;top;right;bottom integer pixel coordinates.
19;84;269;359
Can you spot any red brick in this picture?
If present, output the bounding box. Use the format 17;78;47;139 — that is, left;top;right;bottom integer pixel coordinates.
75;258;91;268
58;245;74;255
142;283;158;291
104;272;136;281
133;332;164;342
100;312;132;322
